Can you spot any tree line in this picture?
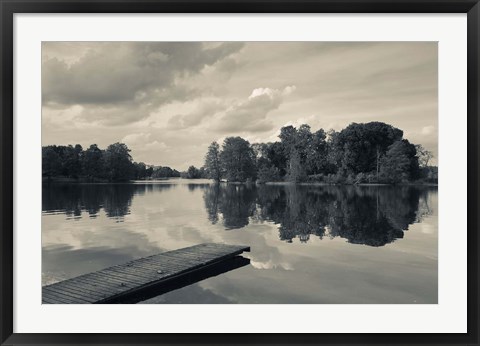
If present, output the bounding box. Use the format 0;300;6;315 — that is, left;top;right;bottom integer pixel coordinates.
42;142;181;182
203;122;437;184
42;121;437;184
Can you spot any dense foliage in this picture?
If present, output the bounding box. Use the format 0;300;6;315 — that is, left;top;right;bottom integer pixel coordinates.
42;142;179;182
43;121;437;184
203;121;436;184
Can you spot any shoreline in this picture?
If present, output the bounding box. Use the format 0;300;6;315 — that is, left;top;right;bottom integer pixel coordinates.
262;182;437;187
43;176;438;187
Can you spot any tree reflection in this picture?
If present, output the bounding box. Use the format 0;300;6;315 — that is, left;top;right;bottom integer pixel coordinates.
42;183;172;221
187;183;211;192
43;184;105;218
203;184;220;225
326;187;419;246
102;185;136;220
255;186;332;243
43;182;434;246
203;184;257;229
203;184;433;246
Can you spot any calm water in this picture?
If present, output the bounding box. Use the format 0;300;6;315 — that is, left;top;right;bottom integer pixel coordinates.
42;179;438;304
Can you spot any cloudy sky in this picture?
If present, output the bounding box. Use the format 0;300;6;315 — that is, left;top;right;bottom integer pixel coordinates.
42;42;437;169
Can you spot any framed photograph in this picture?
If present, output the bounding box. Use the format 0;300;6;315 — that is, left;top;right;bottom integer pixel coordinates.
1;0;479;345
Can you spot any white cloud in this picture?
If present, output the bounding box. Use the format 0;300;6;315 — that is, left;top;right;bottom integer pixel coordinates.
43;104;83;125
250;260;294;271
145;140;168;151
42;42;244;125
215;86;296;134
122;132;150;146
421;125;435;135
121;132;168;163
166;100;224;130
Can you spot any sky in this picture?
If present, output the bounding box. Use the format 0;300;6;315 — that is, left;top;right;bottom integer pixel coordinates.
42;42;438;169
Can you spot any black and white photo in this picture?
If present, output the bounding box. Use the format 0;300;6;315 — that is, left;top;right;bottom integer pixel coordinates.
41;42;438;304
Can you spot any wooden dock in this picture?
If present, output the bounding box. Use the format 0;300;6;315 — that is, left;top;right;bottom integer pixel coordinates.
42;243;250;304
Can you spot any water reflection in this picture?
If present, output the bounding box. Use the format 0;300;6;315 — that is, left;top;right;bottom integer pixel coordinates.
203;184;257;229
203;184;434;246
42;181;437;303
42;183;173;221
43;182;434;247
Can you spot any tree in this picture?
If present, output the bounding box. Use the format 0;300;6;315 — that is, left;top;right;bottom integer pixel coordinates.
415;144;434;167
133;162;147;180
220;137;257;182
380;140;419;183
152;166;181;178
279;125;297;149
305;129;328;175
333;122;403;175
253;142;285;183
103;142;134;182
42;146;62;178
154;166;172;178
326;129;342;174
257;157;281;183
279;124;312;182
83;144;104;179
296;124;313;157
286;148;306;183
42;142;180;182
204;141;222;182
262;142;287;178
146;166;154;177
62;145;83;178
187;165;201;179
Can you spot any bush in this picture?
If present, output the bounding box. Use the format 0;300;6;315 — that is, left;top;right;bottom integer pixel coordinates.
324;174;335;184
306;174;325;183
366;172;379;184
418;166;438;184
257;165;281;183
345;174;355;185
335;172;347;184
354;172;367;184
322;173;345;184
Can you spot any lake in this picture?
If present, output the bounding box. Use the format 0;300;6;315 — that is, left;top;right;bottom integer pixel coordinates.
42;179;438;304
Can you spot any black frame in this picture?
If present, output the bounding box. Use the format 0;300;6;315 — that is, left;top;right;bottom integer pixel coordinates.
1;0;479;345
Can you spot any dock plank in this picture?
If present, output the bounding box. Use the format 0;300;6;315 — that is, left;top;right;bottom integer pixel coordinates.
43;286;95;303
45;283;104;301
56;284;108;301
42;243;249;304
71;277;131;296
